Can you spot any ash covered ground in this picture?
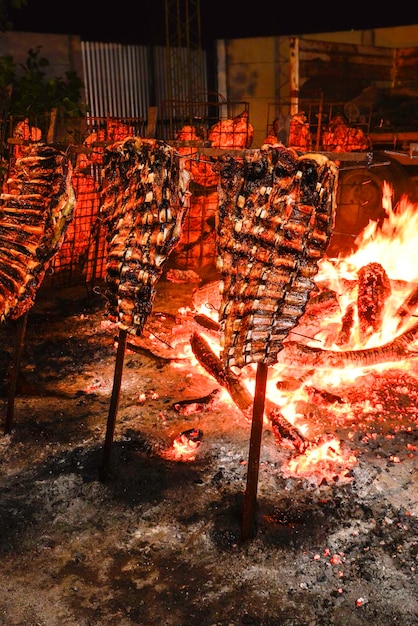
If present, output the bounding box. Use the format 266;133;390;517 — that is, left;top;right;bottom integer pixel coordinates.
0;278;417;626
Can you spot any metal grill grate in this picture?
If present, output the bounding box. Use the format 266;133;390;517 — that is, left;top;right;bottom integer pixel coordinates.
3;104;253;290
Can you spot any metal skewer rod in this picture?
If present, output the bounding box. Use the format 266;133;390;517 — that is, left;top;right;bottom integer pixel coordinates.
100;328;128;481
241;361;269;540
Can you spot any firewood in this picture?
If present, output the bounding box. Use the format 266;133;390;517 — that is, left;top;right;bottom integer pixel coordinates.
270;409;308;453
190;331;253;414
395;283;418;330
335;302;356;346
276;320;418;368
275;370;315;391
357;262;391;343
190;332;309;446
305;386;345;406
172;389;220;414
116;338;173;366
193;313;221;332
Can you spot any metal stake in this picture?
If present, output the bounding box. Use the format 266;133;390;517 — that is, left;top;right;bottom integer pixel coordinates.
4;312;28;435
241;361;268;540
99;328;128;481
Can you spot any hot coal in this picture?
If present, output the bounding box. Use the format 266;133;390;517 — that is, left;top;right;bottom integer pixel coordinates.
0;280;416;626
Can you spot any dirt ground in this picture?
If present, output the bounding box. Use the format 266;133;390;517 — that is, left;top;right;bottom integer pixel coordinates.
0;276;417;626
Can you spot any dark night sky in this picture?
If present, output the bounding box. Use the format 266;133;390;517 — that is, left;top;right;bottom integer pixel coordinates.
7;1;418;48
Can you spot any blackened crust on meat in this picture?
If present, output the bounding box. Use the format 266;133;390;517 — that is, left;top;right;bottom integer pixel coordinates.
0;143;75;323
271;145;299;176
215;154;243;214
244;159;268;183
100;137;191;336
216;146;338;369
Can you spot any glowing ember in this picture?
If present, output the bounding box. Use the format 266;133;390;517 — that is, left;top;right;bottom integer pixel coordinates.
171;183;418;480
282;436;357;483
161;428;203;462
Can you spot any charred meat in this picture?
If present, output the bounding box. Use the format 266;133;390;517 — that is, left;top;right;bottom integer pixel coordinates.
0;143;75;323
100;137;191;335
216;145;338;369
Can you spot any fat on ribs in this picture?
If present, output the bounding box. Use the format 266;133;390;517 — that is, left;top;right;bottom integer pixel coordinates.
216;145;339;369
99;137;191;335
0;143;75;323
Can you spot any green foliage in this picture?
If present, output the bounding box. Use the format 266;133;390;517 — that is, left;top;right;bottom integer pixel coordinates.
0;54;15;88
3;46;87;117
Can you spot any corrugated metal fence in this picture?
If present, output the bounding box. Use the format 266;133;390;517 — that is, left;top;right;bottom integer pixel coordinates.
3;42;255;291
44;41;214;289
80;41;208;121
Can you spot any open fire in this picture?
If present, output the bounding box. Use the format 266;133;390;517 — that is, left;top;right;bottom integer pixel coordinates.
162;181;418;485
1;168;416;624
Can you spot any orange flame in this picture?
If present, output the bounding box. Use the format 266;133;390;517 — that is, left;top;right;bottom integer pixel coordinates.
170;183;418;479
282;436;357;483
162;428;203;462
317;183;418;350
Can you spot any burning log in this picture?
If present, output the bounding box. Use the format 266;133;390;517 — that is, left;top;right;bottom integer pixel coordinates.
270;408;308;453
357;262;391;343
276;319;418;368
275;373;345;411
275;371;315;391
335;302;356;346
304;386;345;406
395;282;418;330
172;389;220;415
175;428;203;456
162;428;203;462
193;313;221;332
190;331;309;447
124;339;173;365
190;331;254;414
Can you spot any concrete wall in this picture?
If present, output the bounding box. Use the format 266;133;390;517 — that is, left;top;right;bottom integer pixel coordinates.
218;36;292;147
0;31;85;99
217;25;418;148
4;25;418;148
308;25;418;47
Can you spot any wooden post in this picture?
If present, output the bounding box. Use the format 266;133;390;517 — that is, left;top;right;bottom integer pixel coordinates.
315;92;324;152
47;108;58;144
145;106;158;138
4;312;28;435
241;361;269;541
99;328;128;481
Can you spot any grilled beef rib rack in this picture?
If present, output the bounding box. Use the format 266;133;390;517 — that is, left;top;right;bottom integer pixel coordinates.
216;145;338;370
99;137;191;335
0;143;75;324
